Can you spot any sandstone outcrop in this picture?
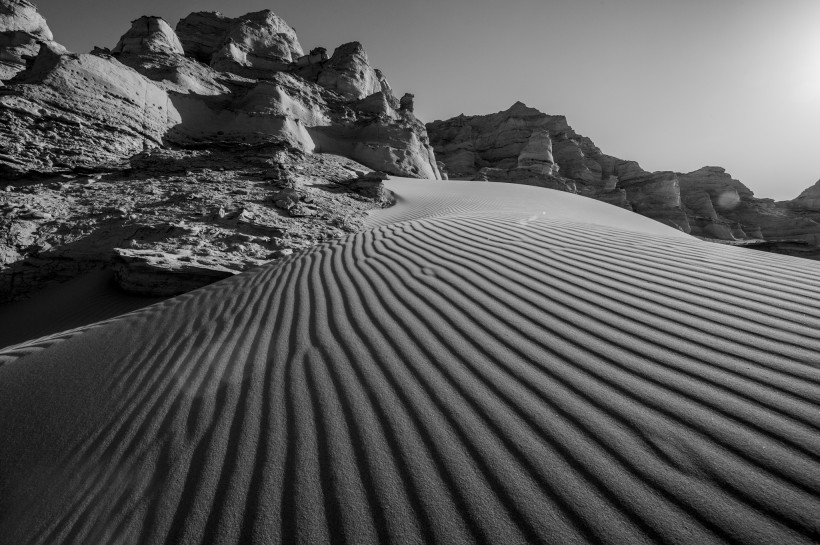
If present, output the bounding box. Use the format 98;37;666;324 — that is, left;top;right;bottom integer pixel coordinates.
1;6;441;180
112;16;183;56
210;10;303;77
175;10;303;78
427;102;685;224
111;15;240;96
0;0;60;81
428;102;820;257
316;42;382;100
0;46;180;177
175;11;232;62
0;3;441;300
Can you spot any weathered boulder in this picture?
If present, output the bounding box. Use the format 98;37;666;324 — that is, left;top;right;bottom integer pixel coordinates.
111;16;242;96
0;47;180;176
316;42;382;101
176;10;303;78
112;16;184;56
175;11;232;62
113;249;235;296
0;0;50;38
0;0;59;81
211;10;303;77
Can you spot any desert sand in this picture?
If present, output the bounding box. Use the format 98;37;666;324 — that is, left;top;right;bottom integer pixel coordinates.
0;178;818;544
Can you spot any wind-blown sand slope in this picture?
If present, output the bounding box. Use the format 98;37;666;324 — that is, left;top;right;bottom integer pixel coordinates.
0;179;819;544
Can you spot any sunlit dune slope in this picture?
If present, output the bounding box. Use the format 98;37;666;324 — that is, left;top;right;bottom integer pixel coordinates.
0;179;818;544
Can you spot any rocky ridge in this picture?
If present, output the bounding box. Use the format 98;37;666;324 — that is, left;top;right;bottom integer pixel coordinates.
0;2;432;300
427;103;820;259
0;6;441;180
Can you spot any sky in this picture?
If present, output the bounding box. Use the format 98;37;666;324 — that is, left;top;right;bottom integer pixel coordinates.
30;0;820;200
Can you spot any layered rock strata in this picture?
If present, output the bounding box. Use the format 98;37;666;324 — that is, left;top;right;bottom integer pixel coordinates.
427;103;820;257
0;2;439;300
0;0;61;81
427;102;686;229
0;3;441;180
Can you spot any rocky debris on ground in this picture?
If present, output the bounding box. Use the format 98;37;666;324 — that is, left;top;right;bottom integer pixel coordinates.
335;171;395;206
0;149;392;299
427;102;820;259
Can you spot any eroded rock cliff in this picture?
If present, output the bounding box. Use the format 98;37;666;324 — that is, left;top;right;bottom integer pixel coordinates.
427;103;820;257
0;2;439;300
427;102;688;230
0;4;441;180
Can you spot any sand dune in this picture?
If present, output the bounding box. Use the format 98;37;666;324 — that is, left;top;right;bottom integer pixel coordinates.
0;179;818;544
0;269;167;352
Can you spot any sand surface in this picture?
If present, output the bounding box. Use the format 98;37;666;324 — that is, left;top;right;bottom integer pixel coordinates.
0;269;167;350
0;178;818;544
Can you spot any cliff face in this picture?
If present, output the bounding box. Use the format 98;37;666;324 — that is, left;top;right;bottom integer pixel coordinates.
427;103;820;258
0;7;441;180
427;102;689;230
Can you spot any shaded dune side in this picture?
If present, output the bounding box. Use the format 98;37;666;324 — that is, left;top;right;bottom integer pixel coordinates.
0;270;168;351
0;208;819;543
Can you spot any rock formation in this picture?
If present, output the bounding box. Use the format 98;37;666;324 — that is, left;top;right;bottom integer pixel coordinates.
0;46;180;176
427;102;820;258
0;0;61;81
0;4;441;180
175;10;303;78
427;102;684;227
0;2;439;300
112;16;184;56
788;179;820;211
316;41;382;100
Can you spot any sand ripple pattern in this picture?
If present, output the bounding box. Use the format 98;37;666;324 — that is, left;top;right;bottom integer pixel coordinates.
0;183;819;544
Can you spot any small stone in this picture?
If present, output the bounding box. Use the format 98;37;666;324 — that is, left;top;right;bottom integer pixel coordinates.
270;248;293;259
27;210;53;220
